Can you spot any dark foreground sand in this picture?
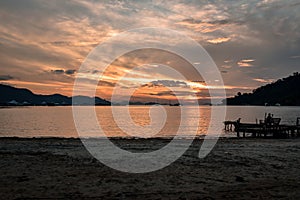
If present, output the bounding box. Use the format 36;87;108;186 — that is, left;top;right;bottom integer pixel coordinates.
0;137;300;200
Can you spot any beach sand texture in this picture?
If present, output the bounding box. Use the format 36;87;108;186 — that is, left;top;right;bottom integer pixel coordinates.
0;138;299;199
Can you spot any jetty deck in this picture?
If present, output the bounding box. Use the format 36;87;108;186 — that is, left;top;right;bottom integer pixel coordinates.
224;117;300;138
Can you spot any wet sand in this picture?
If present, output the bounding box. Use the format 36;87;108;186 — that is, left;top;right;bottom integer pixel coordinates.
0;137;300;199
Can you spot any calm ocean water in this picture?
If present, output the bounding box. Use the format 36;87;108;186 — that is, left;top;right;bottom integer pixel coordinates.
0;106;299;138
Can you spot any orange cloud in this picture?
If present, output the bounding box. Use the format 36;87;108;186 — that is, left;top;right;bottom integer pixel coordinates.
207;37;231;44
253;78;274;83
237;59;255;67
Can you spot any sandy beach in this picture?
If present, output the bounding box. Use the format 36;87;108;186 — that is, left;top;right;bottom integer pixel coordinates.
0;137;299;199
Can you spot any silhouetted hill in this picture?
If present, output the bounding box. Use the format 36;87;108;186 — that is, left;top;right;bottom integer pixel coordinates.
224;72;300;106
0;84;110;106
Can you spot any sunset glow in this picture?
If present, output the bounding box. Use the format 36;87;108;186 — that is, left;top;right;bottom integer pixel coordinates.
0;0;299;102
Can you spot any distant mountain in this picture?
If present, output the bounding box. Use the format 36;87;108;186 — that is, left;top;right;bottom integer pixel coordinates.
0;84;111;106
224;72;300;106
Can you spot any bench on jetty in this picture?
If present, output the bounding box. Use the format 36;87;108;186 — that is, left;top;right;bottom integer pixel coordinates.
224;117;300;138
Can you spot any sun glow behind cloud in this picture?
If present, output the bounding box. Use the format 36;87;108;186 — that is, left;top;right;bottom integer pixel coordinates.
0;0;299;99
207;37;231;44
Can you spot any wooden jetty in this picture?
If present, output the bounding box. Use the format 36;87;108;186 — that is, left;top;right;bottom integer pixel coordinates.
224;117;300;138
224;118;241;131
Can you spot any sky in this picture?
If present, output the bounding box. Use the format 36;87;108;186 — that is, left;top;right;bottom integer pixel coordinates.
0;0;299;103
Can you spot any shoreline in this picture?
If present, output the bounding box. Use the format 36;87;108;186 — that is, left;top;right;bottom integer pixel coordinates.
0;135;297;140
1;137;299;199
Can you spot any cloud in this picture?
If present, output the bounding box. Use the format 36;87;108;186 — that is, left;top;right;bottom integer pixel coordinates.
237;59;255;67
98;80;115;87
253;78;275;83
149;91;175;96
51;69;76;75
147;90;196;97
51;69;65;75
179;18;232;26
237;62;252;67
65;69;77;75
290;55;300;59
221;65;232;69
0;0;300;99
0;75;14;81
150;80;188;88
177;18;230;33
207;37;231;44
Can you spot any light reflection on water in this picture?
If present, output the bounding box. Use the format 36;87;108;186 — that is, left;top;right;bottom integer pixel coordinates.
0;106;299;138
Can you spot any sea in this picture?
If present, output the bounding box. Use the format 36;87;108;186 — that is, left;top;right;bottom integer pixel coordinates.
0;106;299;138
